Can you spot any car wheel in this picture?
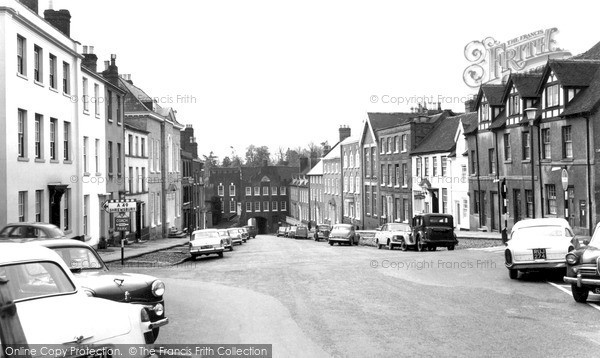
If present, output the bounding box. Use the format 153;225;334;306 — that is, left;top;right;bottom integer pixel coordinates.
417;239;426;252
388;241;393;250
230;246;234;252
430;246;437;251
571;284;589;303
448;245;455;251
329;241;334;246
218;252;224;258
400;240;408;251
508;269;519;280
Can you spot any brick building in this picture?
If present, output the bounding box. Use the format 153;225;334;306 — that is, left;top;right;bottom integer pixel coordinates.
340;136;362;228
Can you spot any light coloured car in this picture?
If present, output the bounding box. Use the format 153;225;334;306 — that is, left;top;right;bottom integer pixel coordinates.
505;218;577;279
328;224;358;246
0;243;156;348
218;229;235;250
33;239;168;339
277;226;289;237
190;229;225;259
228;228;247;243
375;222;412;250
0;222;66;242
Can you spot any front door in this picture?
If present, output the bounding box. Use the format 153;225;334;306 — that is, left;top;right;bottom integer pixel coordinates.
431;190;439;213
513;190;522;224
491;192;499;231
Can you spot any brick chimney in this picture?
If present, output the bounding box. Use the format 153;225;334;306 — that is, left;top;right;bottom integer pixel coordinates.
299;157;310;173
44;9;71;37
464;94;477;113
82;46;98;72
19;0;38;14
339;125;351;142
101;54;120;86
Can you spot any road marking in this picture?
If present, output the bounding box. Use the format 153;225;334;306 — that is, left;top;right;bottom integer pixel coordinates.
547;281;600;312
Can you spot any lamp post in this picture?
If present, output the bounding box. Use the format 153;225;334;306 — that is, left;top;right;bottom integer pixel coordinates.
524;108;537;219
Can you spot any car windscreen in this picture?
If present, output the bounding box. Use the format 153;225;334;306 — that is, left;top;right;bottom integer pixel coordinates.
0;261;76;301
512;226;565;241
194;231;219;240
317;225;330;230
217;231;229;237
388;223;410;232
331;226;351;234
428;216;452;225
53;246;105;270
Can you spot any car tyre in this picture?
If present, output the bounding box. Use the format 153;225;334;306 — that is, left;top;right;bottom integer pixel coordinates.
417;239;426;252
377;240;382;250
571;284;589;303
430;246;437;251
508;269;519;280
388;241;393;250
448;246;455;251
329;241;334;246
400;240;408;251
218;252;224;258
230;246;234;252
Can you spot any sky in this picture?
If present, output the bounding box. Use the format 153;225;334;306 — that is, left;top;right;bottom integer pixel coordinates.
49;0;599;161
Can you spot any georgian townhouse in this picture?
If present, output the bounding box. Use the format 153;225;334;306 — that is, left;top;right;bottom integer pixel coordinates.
119;76;184;239
322;142;343;225
307;160;324;225
288;158;312;226
124;123;149;241
181;125;204;232
340;136;362;228
411;113;476;230
0;0;81;237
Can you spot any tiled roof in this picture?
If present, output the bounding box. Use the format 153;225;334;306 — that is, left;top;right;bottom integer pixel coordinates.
481;84;505;106
510;73;543;98
547;60;600;87
367;113;414;132
571;41;600;60
307;160;323;176
489;109;507;130
561;66;600;117
412;115;462;155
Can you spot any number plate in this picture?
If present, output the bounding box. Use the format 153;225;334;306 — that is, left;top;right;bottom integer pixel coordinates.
532;248;547;260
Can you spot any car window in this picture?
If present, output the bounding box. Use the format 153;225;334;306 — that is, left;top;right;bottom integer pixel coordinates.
513;226;565;240
53;247;104;270
0;226;13;238
194;231;219;240
0;261;76;301
565;228;574;238
388;223;410;231
429;216;450;225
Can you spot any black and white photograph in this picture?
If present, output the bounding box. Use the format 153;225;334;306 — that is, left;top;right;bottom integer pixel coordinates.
1;0;600;357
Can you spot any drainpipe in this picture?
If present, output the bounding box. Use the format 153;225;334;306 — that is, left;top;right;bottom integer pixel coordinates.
530;123;536;219
586;114;593;235
475;132;482;228
494;130;501;232
537;124;544;217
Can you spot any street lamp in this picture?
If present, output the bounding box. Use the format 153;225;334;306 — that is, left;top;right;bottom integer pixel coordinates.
524;108;537;218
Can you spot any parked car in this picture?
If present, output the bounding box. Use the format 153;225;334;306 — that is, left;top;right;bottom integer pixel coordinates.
190;229;225;259
218;229;235;250
314;224;331;241
244;225;258;238
277;226;289;237
287;226;298;238
328;224;358;246
0;222;66;242
228;228;248;243
32;239;168;339
375;222;413;250
564;222;600;302
505;218;576;279
293;226;309;239
406;214;458;251
0;243;157;347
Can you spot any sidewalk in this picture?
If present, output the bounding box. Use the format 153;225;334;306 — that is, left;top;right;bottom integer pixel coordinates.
455;230;502;240
97;237;190;263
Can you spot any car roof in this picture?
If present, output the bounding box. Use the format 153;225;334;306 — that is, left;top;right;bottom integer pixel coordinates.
417;213;453;218
512;218;570;231
0;242;70;266
333;224;352;227
192;229;218;235
29;239;92;249
3;222;60;229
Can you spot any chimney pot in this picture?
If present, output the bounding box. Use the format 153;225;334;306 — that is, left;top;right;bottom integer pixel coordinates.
89;46;94;54
104;61;110;70
43;9;71;37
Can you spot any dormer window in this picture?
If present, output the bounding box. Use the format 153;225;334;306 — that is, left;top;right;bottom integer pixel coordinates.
546;84;559;107
478;94;490;130
542;71;563;119
508;87;520;116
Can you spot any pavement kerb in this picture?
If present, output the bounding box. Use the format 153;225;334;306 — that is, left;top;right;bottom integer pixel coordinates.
102;241;188;264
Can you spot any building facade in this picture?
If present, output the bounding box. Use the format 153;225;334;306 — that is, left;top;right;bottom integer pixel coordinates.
181;125;204;233
340;137;362;228
307;161;324;226
124;123;149;241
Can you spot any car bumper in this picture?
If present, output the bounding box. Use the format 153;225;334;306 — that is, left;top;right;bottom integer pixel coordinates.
506;260;566;270
329;238;351;243
190;247;224;255
564;274;600;287
422;239;457;246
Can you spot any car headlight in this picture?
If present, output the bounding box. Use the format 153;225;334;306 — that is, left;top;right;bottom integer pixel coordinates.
154;303;164;316
505;249;512;264
565;253;578;265
152;280;165;297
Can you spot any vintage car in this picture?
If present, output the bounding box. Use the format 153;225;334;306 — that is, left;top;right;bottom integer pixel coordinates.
218;229;235;249
243;225;258;238
314;224;331;241
563;222;600;302
277;226;287;237
228;228;248;243
32;239;168;338
375;222;412;250
0;243;158;348
0;222;66;242
407;214;458;251
293;226;309;239
190;229;225;259
328;224;358;246
287;226;298;238
505;218;576;279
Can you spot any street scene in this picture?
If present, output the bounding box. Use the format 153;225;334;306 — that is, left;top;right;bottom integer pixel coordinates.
2;0;600;357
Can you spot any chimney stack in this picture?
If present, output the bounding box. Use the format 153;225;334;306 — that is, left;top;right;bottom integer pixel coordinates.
82;45;98;72
102;54;120;86
44;9;71;37
299;157;310;173
19;0;38;14
464;94;477;113
339;125;351;142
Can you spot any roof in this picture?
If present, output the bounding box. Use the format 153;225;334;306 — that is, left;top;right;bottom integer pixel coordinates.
571;41;600;60
307;160;323;176
546;60;600;87
489;109;507;130
322;142;341;160
461;112;478;134
0;243;67;267
411;115;462;155
478;84;505;107
124;122;149;134
561;65;600;117
509;73;543;98
29;239;92;249
340;135;359;146
367;112;414;132
511;218;570;232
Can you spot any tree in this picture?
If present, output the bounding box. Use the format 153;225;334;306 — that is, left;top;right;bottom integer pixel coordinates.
202;151;219;171
221;156;232;167
285;148;301;167
275;147;287;165
245;145;271;166
231;155;243;167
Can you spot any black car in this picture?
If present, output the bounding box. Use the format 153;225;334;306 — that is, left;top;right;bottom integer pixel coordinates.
314;224;331;242
32;239;168;339
406;214;458;251
243;225;258;238
564;223;600;302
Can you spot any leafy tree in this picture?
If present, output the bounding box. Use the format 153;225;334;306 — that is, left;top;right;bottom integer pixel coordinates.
221;156;232;167
202;151;219;171
245;145;271;166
